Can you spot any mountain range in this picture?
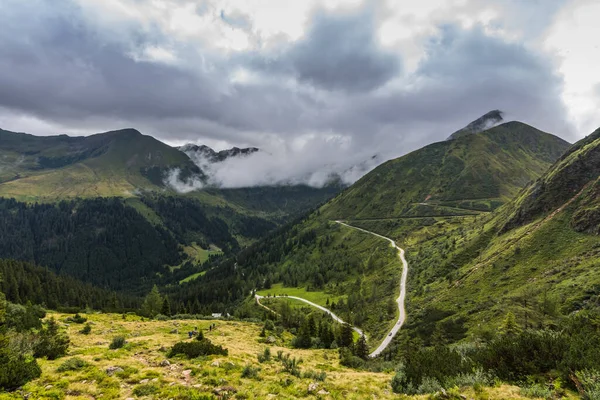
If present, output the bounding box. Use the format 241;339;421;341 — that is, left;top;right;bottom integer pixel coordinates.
3;112;600;343
169;115;600;346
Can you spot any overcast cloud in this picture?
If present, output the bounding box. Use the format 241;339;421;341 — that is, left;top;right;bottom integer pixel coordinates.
0;0;598;188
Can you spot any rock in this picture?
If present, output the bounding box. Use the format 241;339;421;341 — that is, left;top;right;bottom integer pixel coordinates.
169;382;176;386
211;360;220;367
139;379;149;384
170;329;178;334
44;385;53;390
308;382;319;393
266;336;276;344
182;370;192;377
105;366;124;376
158;346;168;352
159;360;171;367
151;378;158;382
317;389;330;395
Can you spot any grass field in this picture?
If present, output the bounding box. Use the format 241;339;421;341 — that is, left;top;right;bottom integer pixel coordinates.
256;283;346;307
179;270;207;284
1;312;552;400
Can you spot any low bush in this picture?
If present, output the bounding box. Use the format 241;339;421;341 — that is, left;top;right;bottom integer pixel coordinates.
241;365;260;379
519;383;553;399
133;383;159;397
339;347;365;369
303;370;327;382
257;347;271;363
57;357;88;372
66;314;87;324
576;370;600;400
0;338;41;390
109;336;126;350
168;338;228;359
80;323;92;335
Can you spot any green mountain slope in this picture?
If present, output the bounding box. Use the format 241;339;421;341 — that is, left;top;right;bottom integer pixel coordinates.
0;128;202;199
395;126;600;345
168;120;570;347
322;122;569;219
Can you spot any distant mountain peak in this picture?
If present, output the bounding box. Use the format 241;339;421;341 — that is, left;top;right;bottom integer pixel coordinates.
448;110;504;140
179;143;259;163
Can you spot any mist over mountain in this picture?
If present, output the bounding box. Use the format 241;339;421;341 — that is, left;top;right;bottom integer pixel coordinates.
448;110;505;140
171;141;383;190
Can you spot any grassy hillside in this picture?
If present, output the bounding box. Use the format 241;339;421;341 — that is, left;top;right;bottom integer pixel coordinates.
396;126;600;344
175;121;571;343
322;122;569;220
1;312;541;400
0;128;201;199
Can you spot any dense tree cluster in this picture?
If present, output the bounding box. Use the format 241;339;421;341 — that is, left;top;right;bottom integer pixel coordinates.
0;197;181;291
0;282;70;391
388;310;600;397
0;259;139;311
140;196;241;253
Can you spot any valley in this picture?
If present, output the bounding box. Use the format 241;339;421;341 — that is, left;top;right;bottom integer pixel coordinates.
2;118;600;399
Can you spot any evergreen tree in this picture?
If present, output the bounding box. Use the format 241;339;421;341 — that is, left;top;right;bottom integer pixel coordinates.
499;311;521;336
161;297;172;316
33;318;70;360
340;323;354;348
141;285;163;318
355;335;369;360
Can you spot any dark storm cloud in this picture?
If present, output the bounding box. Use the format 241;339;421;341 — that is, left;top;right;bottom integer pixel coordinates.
318;23;573;150
0;0;575;187
286;6;401;92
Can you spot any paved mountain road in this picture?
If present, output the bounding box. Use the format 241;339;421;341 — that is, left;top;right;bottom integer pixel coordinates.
255;221;408;358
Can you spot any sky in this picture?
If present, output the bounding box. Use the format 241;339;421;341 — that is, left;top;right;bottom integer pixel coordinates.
0;0;599;187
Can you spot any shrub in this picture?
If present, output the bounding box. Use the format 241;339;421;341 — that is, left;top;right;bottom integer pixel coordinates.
445;368;495;388
66;314;87;324
33;318;70;360
264;320;275;331
5;303;42;331
474;329;566;382
109;336;126;350
391;365;409;394
0;335;41;391
241;365;260;379
575;370;600;400
257;347;271;363
80;323;92;335
303;370;326;382
401;345;473;388
519;383;553;399
168;338;228;359
133;383;159;397
339;347;364;369
154;314;169;321
57;357;88;372
416;376;443;394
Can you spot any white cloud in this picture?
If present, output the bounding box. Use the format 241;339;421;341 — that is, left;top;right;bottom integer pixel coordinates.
544;0;600;135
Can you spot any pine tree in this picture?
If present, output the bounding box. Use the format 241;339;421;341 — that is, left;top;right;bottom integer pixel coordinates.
340;323;354;348
355;335;369;360
141;285;163;318
499;311;521;336
161;297;172;316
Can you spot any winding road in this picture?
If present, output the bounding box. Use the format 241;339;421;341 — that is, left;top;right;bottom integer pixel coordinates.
255;294;365;337
255;221;408;358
